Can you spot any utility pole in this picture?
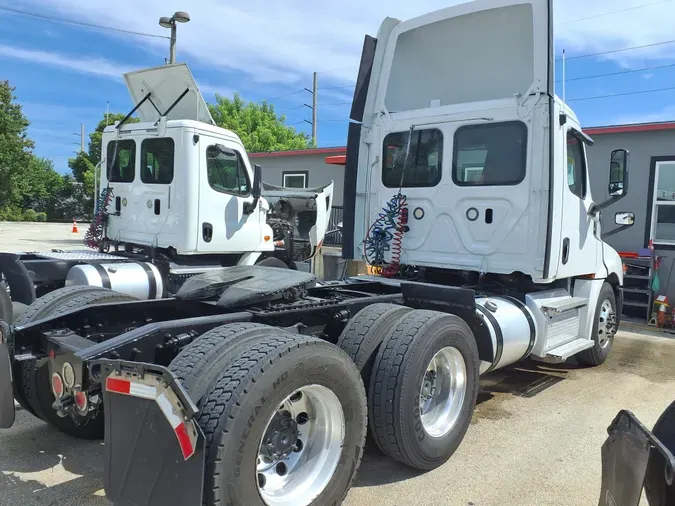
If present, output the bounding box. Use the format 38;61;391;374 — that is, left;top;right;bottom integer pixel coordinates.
312;72;318;146
303;72;318;146
73;122;85;153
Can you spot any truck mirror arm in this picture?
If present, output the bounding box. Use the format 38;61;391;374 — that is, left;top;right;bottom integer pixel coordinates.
601;224;633;240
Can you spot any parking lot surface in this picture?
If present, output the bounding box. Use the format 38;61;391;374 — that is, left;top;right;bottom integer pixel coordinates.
1;221;87;253
0;330;671;505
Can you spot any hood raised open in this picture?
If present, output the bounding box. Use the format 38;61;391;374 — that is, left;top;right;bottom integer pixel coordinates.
123;63;215;125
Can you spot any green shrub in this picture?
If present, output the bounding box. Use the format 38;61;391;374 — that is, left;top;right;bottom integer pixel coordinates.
22;209;38;222
35;212;47;222
0;206;23;222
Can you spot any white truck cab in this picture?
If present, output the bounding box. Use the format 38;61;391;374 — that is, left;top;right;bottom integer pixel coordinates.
99;63;333;263
343;0;634;364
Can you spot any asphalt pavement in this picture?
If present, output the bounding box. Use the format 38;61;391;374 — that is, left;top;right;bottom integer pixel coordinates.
1;331;671;506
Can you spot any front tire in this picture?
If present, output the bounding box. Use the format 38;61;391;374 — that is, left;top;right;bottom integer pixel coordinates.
197;334;367;506
369;310;479;471
577;283;617;367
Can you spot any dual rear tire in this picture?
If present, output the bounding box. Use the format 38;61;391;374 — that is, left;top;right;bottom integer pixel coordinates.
338;304;480;471
170;325;367;506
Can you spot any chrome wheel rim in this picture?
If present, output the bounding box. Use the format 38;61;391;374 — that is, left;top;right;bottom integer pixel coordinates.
598;299;616;348
420;346;467;438
256;385;345;506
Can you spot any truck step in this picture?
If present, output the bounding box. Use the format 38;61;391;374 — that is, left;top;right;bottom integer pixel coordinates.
539;338;594;364
540;297;588;317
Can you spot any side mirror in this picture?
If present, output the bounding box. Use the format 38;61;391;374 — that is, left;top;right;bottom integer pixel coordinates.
244;164;263;215
615;212;635;226
609;149;629;197
252;164;262;200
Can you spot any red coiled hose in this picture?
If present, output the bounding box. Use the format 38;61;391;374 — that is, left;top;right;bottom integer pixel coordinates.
382;202;409;278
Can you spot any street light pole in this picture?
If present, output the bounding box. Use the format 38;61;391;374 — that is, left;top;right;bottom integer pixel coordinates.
159;11;190;64
169;23;177;64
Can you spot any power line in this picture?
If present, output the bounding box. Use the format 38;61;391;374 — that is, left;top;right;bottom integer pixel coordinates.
321;101;352;107
319;84;356;90
560;38;675;61
0;6;170;39
262;88;308;103
316;65;358;75
568;85;675;102
557;62;675;82
561;0;674;24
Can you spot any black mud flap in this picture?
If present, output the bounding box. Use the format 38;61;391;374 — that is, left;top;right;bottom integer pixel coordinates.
95;360;205;506
599;410;675;506
0;321;15;429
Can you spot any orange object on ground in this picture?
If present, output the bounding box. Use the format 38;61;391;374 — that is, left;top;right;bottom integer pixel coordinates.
72;220;78;233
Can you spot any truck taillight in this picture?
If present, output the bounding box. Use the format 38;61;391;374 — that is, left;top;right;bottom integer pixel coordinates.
75;389;88;413
52;373;64;398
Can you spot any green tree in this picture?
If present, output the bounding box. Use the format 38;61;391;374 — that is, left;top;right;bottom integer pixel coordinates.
0;81;34;209
17;156;63;213
87;113;139;165
208;93;311;152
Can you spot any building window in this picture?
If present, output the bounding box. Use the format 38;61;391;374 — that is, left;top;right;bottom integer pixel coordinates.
382;129;443;188
283;171;308;188
106;140;136;183
452;121;527;186
566;131;587;199
651;161;675;244
141;138;175;184
206;145;250;196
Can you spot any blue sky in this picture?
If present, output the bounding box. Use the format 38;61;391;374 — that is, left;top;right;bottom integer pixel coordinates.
2;0;675;174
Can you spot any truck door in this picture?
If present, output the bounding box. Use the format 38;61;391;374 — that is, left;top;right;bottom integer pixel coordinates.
138;136;175;236
555;128;599;277
197;142;264;253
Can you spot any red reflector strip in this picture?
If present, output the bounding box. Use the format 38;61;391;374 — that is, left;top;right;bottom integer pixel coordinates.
156;391;196;460
175;422;194;460
105;376;157;399
106;377;131;395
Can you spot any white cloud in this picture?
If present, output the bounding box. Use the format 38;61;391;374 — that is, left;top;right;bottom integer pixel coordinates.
0;44;131;79
610;105;675;125
197;82;235;98
9;1;675;89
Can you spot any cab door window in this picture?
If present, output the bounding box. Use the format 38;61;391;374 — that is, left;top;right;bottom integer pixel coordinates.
566;132;587;199
206;146;250;196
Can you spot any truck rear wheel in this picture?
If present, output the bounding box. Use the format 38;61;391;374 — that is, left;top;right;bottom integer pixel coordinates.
369;310;479;471
169;323;291;405
645;401;675;505
577;283;617;367
337;303;412;390
197;334;367;506
15;286;136;439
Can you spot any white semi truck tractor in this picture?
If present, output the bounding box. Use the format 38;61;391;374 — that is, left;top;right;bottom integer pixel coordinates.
1;1;672;505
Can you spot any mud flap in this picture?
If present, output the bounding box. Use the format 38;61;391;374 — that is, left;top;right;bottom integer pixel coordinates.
599;410;675;506
0;321;14;429
95;360;205;506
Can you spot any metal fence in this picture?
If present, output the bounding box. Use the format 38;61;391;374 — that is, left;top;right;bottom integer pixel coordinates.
324;206;343;246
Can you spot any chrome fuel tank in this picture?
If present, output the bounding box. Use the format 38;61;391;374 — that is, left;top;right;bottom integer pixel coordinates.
65;262;164;300
475;296;537;375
